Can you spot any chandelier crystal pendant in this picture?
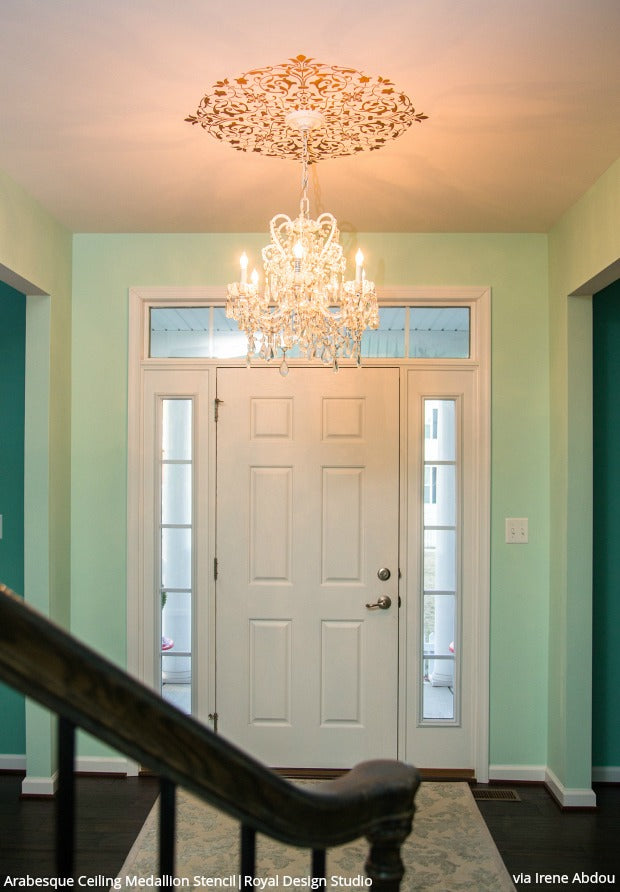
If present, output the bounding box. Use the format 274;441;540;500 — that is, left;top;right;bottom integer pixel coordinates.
226;111;379;373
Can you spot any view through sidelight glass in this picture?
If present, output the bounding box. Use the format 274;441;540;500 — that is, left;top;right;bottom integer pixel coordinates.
160;398;193;713
422;399;458;721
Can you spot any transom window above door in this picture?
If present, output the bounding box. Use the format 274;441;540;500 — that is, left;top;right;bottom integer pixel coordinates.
149;306;470;360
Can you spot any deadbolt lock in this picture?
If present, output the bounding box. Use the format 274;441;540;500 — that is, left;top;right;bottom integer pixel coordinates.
377;567;391;581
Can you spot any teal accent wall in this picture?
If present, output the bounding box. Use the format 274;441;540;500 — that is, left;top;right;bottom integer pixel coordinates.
0;281;25;590
592;278;620;767
548;157;620;792
0;281;26;754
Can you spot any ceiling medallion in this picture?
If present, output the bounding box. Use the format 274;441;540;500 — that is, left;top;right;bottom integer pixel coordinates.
185;54;427;162
187;55;427;370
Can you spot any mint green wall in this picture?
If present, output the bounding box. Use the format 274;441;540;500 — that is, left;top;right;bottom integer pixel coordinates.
548;158;620;790
0;281;26;754
0;167;72;776
8;146;619;786
71;231;550;766
592;278;620;768
2;141;618;786
0;168;72;626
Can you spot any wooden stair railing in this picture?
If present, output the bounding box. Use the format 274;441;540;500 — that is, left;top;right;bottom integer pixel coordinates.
0;585;420;889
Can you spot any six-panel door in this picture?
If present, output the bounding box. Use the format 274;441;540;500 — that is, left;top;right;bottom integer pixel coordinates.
215;367;400;768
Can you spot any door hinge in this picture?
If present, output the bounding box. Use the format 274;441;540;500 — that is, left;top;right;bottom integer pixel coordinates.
214;557;218;580
214;397;223;422
208;712;219;733
398;594;402;608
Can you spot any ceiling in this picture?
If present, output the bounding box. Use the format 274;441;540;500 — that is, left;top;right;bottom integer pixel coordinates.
1;0;619;234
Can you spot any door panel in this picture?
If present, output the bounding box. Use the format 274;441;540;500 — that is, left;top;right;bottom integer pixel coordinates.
216;367;399;768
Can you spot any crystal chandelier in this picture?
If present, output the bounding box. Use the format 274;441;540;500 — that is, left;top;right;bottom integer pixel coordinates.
186;55;427;371
227;111;378;372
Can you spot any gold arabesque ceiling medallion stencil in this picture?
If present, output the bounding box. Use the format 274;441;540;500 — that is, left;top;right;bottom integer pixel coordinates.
185;54;427;162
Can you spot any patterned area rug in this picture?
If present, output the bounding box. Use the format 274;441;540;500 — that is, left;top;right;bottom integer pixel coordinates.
119;781;515;891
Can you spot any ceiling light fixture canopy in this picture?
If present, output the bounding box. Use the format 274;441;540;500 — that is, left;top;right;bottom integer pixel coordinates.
187;55;427;372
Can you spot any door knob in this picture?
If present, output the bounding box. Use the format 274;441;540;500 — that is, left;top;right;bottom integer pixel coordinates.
365;595;392;610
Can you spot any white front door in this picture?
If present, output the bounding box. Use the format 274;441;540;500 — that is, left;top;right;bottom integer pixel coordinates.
215;367;400;768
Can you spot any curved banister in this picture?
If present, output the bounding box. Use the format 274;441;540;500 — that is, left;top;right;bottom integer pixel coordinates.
0;584;419;853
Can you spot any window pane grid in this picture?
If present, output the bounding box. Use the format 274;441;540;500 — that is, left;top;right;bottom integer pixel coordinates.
421;398;460;723
159;398;193;715
150;305;471;360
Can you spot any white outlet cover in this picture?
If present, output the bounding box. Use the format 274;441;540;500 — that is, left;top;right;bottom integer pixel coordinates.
505;517;528;544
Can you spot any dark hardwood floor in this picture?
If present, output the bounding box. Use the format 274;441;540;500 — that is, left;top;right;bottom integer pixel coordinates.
0;773;619;888
473;782;620;889
0;773;159;881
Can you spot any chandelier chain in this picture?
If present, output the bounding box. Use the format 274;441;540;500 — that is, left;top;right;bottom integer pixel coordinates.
300;128;309;216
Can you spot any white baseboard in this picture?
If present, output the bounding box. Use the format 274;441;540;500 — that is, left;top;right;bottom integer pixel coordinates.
21;771;58;798
490;764;597;807
0;754;26;772
545;767;597;808
488;764;546;783
75;756;139;776
3;755;139;792
592;765;620;783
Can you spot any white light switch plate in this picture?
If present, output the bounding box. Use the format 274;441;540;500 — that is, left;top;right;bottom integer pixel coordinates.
505;517;528;544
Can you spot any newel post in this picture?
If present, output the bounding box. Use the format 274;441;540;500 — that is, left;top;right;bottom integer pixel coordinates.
364;817;413;892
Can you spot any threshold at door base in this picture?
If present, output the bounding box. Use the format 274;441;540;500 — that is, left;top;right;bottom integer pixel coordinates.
274;767;476;781
274;768;348;780
418;767;476;782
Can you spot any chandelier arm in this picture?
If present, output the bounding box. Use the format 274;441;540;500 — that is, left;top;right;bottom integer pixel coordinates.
269;215;292;258
316;212;338;258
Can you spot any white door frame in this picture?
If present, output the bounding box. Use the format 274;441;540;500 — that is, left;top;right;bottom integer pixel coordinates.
127;285;491;780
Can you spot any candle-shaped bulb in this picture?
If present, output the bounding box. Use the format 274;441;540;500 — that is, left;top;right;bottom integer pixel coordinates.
250;268;259;288
240;252;248;284
355;249;364;284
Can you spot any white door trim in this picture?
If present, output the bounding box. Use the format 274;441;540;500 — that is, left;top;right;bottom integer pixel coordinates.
127;284;490;778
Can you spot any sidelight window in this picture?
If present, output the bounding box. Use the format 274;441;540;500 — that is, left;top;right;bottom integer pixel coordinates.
421;399;459;722
159;398;193;713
